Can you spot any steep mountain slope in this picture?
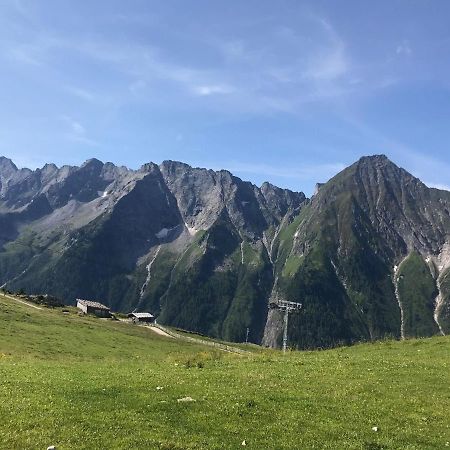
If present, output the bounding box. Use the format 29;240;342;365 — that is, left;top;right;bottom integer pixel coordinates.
264;155;450;348
0;154;449;348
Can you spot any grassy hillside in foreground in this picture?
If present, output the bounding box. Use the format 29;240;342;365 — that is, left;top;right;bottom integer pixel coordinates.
1;294;450;449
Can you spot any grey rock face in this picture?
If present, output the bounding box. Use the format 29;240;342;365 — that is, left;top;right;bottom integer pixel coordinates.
260;182;305;220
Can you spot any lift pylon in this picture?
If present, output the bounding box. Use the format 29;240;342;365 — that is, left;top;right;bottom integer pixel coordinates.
269;299;302;353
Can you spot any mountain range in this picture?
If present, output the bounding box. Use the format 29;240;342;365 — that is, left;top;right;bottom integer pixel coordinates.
1;154;449;349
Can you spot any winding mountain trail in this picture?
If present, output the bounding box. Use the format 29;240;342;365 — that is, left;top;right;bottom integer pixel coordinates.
148;325;173;338
155;324;251;355
2;294;42;310
120;320;248;353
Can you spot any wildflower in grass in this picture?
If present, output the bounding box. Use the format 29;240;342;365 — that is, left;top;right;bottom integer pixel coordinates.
177;396;195;402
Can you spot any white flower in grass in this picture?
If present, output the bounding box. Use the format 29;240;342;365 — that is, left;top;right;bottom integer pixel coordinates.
177;396;195;402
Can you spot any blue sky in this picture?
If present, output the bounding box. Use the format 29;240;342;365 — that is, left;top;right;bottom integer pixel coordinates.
1;0;450;195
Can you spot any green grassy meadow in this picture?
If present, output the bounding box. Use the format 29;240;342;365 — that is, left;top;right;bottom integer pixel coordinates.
1;293;449;449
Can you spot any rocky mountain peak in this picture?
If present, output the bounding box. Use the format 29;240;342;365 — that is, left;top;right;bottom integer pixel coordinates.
80;158;104;172
260;181;306;218
159;160;191;174
41;163;58;173
357;154;389;164
0;156;18;176
140;162;160;173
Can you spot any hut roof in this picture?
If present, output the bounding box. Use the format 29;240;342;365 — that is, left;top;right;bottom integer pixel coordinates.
77;299;110;311
128;312;154;319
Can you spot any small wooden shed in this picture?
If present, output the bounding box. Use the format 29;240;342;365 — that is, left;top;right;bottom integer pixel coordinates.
77;299;111;318
128;312;155;324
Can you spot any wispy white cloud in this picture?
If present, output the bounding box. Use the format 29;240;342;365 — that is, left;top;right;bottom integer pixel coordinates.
61;115;85;135
65;86;96;102
0;10;360;115
60;115;99;147
0;4;426;126
304;17;349;82
396;40;412;56
305;46;347;81
192;84;235;96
